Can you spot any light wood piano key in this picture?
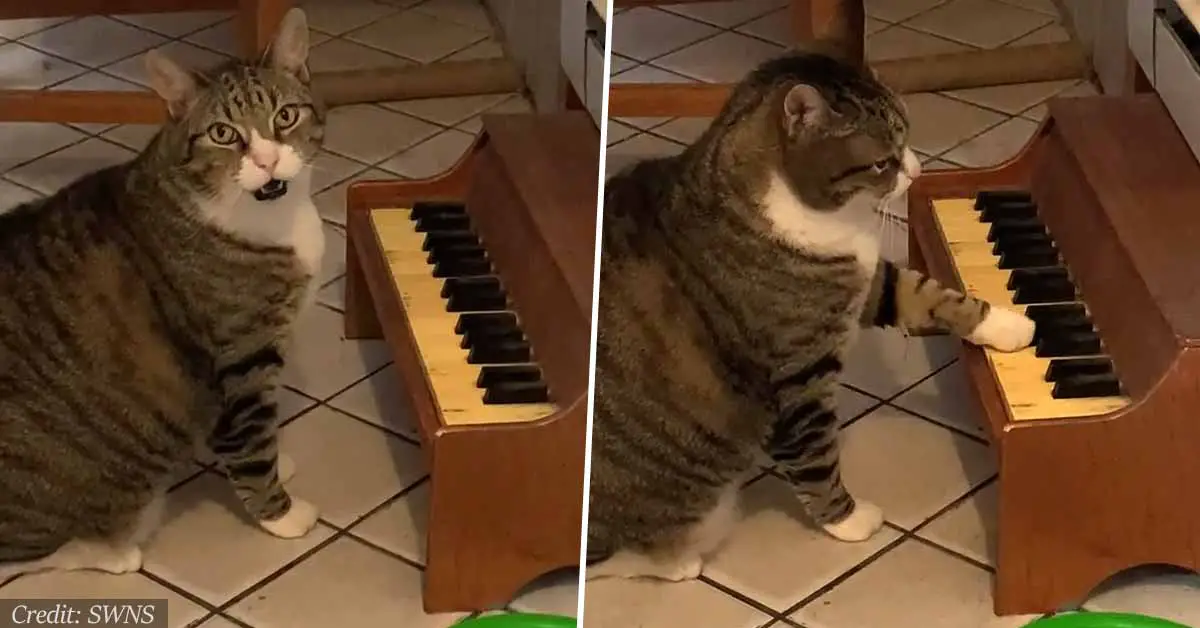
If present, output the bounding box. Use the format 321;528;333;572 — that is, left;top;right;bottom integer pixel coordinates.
931;197;1131;422
370;207;558;427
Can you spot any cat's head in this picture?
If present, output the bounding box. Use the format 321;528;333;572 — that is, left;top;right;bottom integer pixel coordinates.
752;51;918;212
142;8;322;198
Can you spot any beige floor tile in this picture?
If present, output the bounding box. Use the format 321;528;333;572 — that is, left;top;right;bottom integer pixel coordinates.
583;579;770;628
317;276;345;311
892;361;988;438
347;10;488;63
114;11;229;38
444;36;505;61
146;473;336;605
279;387;318;421
840;405;995;529
352;481;429;563
310;149;368;194
792;540;1038;627
656;31;785;83
906;0;1052;48
412;0;494;32
0;179;41;209
902;92;1007;155
327;363;423;440
837;385;880;424
736;9;791;45
0;17;70;39
607;120;639;145
840;327;957;397
662;0;786;27
104;41;227;86
299;0;399;36
995;0;1059;15
279;405;426;527
943;80;1076;115
611;7;720;62
866;25;972;62
311;167;396;225
652;116;712;144
317;221;346;285
282;304;392;399
455;93;532;134
227;537;467;628
923;157;961;170
182;19;237;55
102;124;162;151
1085;569;1200;625
26;16;167;68
1007;22;1070;45
307;37;413;74
918;482;998;565
0;42;86;89
864;0;949;23
0;123;85;172
865;17;888;35
322;104;442;164
611;63;695;84
609;54;639;75
605;133;685;178
705;475;902;611
614;116;672;130
379;128;475;178
382;92;512;127
511;569;580;616
0;572;207;628
6;138;134;195
941;116;1038;167
195;616;241;628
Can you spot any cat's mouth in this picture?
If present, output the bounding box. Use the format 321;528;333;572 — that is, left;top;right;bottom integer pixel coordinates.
253;179;288;201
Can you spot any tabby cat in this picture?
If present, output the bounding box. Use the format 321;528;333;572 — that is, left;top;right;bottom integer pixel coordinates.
587;51;1035;581
0;8;325;581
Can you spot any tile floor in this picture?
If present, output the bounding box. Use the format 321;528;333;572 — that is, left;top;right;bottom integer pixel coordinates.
595;1;1200;627
0;1;570;627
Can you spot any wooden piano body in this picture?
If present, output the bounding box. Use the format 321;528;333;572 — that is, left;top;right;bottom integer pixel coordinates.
908;93;1200;616
343;113;598;612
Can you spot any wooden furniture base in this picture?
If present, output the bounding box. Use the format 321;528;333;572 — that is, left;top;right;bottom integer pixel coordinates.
907;94;1200;615
343;113;597;612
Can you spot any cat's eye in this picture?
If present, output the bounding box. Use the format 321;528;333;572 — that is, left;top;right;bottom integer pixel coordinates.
207;123;241;146
274;105;301;131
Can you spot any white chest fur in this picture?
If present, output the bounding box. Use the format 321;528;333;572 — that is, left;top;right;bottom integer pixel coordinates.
198;167;326;278
759;170;882;272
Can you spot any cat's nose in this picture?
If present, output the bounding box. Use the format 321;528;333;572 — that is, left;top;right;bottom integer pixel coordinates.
252;153;278;172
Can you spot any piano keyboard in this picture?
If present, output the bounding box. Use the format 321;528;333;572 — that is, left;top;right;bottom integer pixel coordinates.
370;204;558;426
932;192;1131;422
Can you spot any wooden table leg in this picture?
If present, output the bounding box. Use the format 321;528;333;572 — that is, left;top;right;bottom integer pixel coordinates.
792;0;865;66
237;0;291;59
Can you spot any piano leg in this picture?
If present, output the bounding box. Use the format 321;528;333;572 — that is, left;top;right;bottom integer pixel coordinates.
344;209;384;339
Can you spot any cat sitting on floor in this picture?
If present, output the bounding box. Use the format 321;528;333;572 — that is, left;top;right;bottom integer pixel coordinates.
586;49;1035;582
0;8;325;583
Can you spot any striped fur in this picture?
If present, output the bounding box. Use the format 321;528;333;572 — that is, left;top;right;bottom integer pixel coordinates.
0;10;325;579
587;52;1034;579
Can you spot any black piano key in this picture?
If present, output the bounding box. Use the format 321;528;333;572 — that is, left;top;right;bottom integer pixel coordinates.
998;246;1058;269
422;230;478;252
462;326;525;349
1044;357;1114;383
1013;278;1076;305
468;340;531;364
979;201;1038;223
1035;330;1103;358
415;213;471;232
476;364;544;388
432;258;492;278
456;312;517;335
483;380;550;405
1052;373;1122;399
987;218;1045;242
974;190;1032;210
446;287;507;312
428;244;487;265
1024;302;1087;324
1032;319;1094;344
992;231;1054;256
441;276;501;299
1006;267;1068;290
410;202;466;220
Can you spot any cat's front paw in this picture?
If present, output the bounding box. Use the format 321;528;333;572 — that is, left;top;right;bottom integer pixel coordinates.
259;498;319;539
965;306;1035;352
822;500;884;542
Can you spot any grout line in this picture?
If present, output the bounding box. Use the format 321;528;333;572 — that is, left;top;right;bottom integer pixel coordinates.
778;533;909;617
698;575;790;621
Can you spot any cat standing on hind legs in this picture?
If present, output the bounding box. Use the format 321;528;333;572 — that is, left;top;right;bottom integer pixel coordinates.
0;8;326;583
586;50;1036;582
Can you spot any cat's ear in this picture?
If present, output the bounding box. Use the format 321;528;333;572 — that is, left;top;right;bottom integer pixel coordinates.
782;83;830;136
144;49;198;119
268;8;311;82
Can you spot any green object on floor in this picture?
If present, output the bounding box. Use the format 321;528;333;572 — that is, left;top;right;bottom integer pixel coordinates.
1024;612;1191;628
454;613;576;628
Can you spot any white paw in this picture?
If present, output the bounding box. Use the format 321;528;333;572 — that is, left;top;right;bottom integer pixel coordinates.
965;306;1035;352
259;498;319;539
822;500;884;542
660;555;704;582
93;546;144;575
277;453;296;484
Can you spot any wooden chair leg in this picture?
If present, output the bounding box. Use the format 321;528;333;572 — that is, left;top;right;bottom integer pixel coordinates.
237;0;291;59
792;0;865;66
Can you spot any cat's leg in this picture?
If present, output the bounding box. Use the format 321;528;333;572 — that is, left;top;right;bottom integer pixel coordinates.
209;376;318;539
586;549;703;582
861;260;1035;352
767;389;883;542
0;540;143;584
